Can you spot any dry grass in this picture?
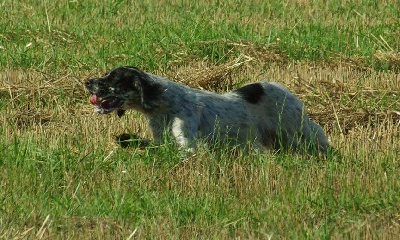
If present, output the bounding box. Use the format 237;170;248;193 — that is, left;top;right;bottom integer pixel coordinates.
1;52;398;150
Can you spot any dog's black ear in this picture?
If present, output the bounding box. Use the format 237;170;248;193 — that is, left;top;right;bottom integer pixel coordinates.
132;72;162;110
133;79;146;106
117;109;125;117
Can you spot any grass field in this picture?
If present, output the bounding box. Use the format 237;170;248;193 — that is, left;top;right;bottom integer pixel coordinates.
1;0;399;239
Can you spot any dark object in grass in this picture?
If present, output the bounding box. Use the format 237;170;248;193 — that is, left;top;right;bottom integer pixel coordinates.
116;133;151;149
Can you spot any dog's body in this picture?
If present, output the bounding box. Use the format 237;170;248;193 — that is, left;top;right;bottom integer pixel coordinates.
85;66;331;155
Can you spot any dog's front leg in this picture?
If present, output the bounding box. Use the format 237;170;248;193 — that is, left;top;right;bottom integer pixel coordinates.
171;117;197;153
148;118;168;144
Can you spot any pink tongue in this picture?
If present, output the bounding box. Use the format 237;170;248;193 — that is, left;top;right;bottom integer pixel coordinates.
90;94;98;104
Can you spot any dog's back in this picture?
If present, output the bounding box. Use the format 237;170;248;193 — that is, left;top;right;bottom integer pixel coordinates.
232;81;331;154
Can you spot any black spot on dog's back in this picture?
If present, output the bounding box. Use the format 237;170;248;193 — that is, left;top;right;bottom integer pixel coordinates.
235;83;265;104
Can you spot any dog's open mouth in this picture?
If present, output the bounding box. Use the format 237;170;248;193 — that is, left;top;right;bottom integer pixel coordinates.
89;94;123;113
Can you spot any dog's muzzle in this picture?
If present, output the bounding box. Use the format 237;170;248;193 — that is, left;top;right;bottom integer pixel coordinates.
85;78;124;114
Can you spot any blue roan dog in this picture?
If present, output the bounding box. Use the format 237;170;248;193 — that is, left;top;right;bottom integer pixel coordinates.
85;66;332;155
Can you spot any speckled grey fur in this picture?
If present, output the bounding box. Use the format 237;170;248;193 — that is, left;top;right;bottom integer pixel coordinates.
85;66;331;155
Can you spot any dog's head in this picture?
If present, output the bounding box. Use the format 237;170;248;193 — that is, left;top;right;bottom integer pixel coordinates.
85;66;161;117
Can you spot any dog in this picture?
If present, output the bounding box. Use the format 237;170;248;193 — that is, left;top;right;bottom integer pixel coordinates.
85;66;331;155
